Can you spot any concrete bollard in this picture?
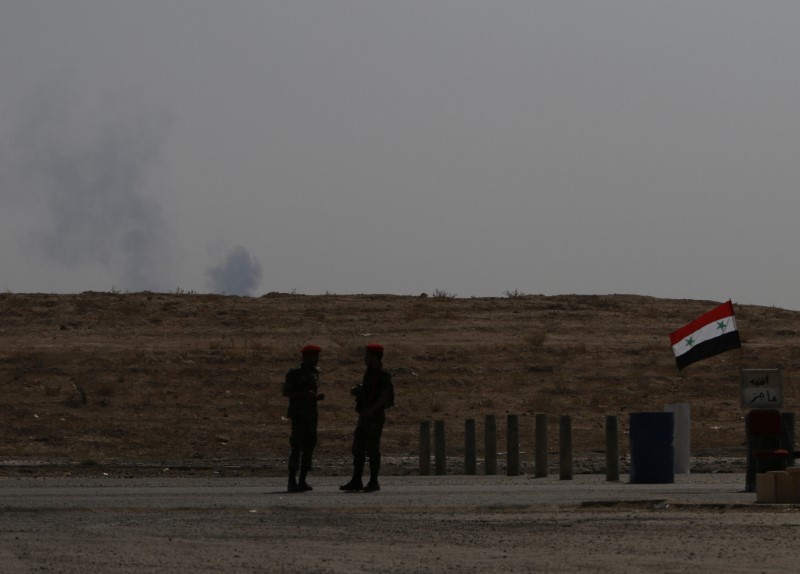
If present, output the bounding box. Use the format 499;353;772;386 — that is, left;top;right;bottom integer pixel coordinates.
464;419;477;475
535;414;548;478
434;420;446;475
605;415;619;481
506;414;520;476
665;403;691;474
559;415;573;480
485;414;497;475
419;421;431;476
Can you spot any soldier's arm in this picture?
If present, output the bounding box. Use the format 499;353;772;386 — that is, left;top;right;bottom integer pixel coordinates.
360;386;391;418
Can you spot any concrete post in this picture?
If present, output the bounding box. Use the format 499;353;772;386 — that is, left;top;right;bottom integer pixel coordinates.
464;419;477;475
419;421;431;476
605;415;619;481
434;420;446;476
535;414;548;478
484;415;497;475
506;414;520;476
665;403;691;474
559;415;573;480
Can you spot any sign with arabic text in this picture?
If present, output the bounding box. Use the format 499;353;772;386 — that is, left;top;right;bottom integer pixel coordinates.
740;368;783;409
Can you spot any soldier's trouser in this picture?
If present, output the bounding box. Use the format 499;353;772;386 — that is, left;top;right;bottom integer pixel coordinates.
289;415;318;477
351;418;384;481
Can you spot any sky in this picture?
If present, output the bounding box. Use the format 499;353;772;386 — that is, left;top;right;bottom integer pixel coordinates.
1;2;800;308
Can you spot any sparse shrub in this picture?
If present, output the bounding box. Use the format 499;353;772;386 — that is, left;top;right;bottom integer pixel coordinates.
504;289;528;299
523;328;547;347
432;289;456;300
552;378;572;395
338;332;368;359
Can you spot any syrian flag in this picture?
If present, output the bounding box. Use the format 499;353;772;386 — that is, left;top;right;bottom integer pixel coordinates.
669;300;741;370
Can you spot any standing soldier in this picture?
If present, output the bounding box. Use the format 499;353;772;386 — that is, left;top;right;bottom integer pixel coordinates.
340;343;394;492
283;344;325;493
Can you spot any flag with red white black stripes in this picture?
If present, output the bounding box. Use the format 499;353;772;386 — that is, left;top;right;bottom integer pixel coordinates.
669;301;741;370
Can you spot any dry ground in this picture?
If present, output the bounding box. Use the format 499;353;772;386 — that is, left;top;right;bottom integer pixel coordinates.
2;475;793;573
2;291;798;477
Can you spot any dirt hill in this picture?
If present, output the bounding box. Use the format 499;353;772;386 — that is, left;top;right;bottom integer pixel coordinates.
2;291;798;477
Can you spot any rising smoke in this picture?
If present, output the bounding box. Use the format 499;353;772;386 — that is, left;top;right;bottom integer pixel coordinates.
207;245;263;296
2;83;172;291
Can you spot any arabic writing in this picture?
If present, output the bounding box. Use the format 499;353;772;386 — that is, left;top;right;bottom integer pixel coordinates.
748;375;770;387
749;390;779;403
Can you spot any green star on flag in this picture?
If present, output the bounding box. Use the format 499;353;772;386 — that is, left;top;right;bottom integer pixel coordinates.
669;301;741;370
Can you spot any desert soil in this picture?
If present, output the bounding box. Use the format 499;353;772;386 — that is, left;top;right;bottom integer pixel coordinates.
3;291;798;477
2;292;800;572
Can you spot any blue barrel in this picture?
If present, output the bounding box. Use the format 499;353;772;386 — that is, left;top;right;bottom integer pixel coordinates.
629;412;674;484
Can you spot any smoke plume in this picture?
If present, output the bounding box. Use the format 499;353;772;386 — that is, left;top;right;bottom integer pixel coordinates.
207;245;263;296
2;83;171;291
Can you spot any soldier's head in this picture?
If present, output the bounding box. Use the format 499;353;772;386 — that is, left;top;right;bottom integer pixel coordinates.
301;344;321;366
364;343;384;368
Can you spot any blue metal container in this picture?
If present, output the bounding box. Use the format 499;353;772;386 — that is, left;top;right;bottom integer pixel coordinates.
629;412;675;484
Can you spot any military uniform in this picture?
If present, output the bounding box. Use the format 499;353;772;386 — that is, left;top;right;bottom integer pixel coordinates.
341;344;393;492
283;345;323;492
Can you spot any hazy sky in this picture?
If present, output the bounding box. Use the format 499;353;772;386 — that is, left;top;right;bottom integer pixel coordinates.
2;2;800;307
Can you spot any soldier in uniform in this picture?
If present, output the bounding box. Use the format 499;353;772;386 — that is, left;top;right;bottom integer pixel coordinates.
340;343;393;493
283;344;325;492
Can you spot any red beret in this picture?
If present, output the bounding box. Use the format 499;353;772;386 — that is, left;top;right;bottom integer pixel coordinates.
365;343;384;356
301;344;321;355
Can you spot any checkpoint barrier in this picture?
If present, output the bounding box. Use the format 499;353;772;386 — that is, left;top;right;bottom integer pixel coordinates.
419;409;798;491
419;413;615;481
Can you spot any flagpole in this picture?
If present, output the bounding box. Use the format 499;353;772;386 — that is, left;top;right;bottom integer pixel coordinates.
736;301;744;370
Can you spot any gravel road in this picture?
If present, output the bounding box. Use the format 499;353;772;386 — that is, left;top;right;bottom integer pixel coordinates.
1;473;797;573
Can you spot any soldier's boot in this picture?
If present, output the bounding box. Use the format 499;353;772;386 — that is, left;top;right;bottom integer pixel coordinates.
287;474;301;493
288;451;301;492
298;469;313;491
363;458;381;492
339;457;365;491
338;478;363;491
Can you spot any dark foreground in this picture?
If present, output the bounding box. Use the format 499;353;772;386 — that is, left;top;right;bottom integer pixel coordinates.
1;473;797;573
